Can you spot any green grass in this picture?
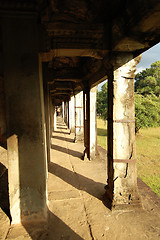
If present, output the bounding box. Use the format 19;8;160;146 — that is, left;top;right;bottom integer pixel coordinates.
97;118;107;150
136;128;160;196
97;118;160;196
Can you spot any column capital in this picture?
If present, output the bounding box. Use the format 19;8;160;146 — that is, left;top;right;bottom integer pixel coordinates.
103;52;142;73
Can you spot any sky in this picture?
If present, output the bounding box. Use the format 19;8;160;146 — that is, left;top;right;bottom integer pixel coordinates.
136;42;160;73
98;42;160;91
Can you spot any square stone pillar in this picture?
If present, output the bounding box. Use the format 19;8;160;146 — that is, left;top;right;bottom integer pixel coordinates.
67;100;70;129
69;96;75;133
74;91;84;142
62;101;65;120
53;104;57;131
106;56;142;209
3;15;47;223
83;87;90;159
49;97;54;136
64;101;67;125
90;86;97;160
83;86;97;160
43;64;51;164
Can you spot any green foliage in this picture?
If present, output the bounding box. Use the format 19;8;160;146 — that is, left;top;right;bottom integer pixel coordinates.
135;93;160;133
97;60;160;133
97;82;108;120
135;60;160;97
135;60;160;132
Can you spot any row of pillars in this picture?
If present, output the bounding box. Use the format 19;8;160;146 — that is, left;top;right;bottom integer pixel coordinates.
1;15;141;225
55;57;142;209
59;86;97;161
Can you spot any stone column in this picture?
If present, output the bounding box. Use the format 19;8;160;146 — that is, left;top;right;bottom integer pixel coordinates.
64;101;67;125
83;87;90;159
67;101;70;129
49;97;54;136
53;104;57;131
69;96;75;133
62;101;65;120
106;56;142;209
43;64;51;164
90;86;97;160
3;16;47;223
74;91;84;142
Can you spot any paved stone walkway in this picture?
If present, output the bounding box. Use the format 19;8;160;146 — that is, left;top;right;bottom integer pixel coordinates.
2;116;160;239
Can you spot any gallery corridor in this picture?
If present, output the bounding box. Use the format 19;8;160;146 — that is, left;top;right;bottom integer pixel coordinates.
47;116;107;239
3;116;160;239
47;116;160;240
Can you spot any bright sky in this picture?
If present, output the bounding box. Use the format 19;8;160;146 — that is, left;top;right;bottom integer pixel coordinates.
98;42;160;91
136;42;160;73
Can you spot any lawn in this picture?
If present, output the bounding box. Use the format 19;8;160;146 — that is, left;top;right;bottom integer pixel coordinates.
97;118;107;150
97;118;160;196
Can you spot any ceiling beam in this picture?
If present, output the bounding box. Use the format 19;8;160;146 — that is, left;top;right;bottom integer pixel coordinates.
51;92;71;95
48;78;81;84
50;88;73;92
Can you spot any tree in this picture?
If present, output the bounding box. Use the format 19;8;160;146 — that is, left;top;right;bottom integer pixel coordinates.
97;61;160;132
151;60;160;83
97;82;108;120
135;60;160;97
135;68;155;92
135;93;160;133
134;60;160;132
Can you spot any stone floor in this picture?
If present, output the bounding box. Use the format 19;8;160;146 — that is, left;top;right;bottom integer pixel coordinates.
1;116;160;239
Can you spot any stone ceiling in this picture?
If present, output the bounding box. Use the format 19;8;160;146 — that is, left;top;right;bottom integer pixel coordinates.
1;0;160;103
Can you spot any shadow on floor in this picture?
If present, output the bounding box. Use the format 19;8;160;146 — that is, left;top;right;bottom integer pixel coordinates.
57;126;67;130
53;131;70;135
49;162;106;201
52;135;74;143
22;210;83;240
48;210;83;240
51;144;83;159
56;123;65;126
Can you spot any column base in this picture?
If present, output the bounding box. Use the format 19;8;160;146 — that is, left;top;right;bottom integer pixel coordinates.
11;202;48;225
7;219;48;240
82;148;96;161
89;151;96;161
103;185;142;210
70;127;75;134
74;135;84;143
82;147;90;161
21;210;48;224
